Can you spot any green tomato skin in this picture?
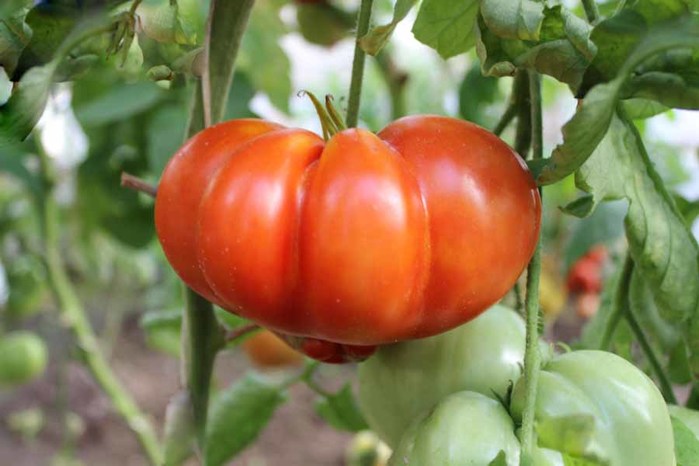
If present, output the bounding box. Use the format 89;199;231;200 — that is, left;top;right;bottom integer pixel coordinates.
389;391;522;466
512;350;675;466
358;305;527;447
0;331;48;386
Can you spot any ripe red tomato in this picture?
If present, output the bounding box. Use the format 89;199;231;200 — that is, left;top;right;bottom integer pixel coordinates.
155;116;541;345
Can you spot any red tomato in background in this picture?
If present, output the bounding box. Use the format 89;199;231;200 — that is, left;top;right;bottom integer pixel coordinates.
567;245;608;294
155;116;541;345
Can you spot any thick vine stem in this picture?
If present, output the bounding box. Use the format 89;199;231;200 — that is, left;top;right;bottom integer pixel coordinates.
582;0;600;23
518;70;543;465
345;0;375;128
513;71;532;158
37;144;162;465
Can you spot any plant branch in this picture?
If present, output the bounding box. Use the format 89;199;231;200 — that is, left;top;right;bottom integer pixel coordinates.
37;142;162;466
599;255;634;351
513;71;532;158
120;172;157;198
493;102;517;137
518;70;543;464
625;303;677;404
345;0;375;128
582;0;600;23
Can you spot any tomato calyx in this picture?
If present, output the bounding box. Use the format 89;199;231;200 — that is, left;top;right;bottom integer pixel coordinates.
299;90;347;140
274;331;377;364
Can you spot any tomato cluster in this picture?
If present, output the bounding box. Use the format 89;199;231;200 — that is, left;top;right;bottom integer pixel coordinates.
359;305;676;465
155;116;541;361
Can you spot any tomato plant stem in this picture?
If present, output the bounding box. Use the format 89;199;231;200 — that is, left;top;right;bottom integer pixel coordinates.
518;70;543;465
120;172;157;197
513;71;531;158
37;141;162;466
600;255;634;351
346;0;375;128
581;0;600;23
625;299;678;404
493;102;517;136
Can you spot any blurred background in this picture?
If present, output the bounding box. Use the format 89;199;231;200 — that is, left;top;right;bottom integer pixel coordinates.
1;0;698;464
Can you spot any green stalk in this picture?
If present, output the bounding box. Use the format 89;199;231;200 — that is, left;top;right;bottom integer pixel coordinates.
518;70;543;465
599;255;634;351
345;0;375;128
625;303;677;404
37;144;162;466
513;71;532;157
581;0;600;23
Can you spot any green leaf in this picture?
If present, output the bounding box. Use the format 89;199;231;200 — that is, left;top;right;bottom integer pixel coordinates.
0;61;56;140
671;416;699;466
315;384;368;432
137;0;198;45
13;4;75;76
297;3;353;47
573;115;699;323
204;374;286;466
563;200;626;270
163;391;196;466
205;0;254;124
0;138;40;194
538;14;699;185
621;98;670;119
74;81;165;126
0;10;32;76
141;308;183;332
480;0;544;41
476;4;595;90
458;60;500;127
360;0;418;56
412;0;479;59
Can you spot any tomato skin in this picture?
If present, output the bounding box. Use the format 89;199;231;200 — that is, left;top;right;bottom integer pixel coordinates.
511;350;675;466
390;391;522;466
276;332;377;364
154;119;283;305
358;305;527;447
242;329;304;368
155;116;540;345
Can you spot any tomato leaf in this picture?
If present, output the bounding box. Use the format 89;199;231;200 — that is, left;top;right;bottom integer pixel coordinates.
74;81;165;127
538;15;699;185
147;102;188;175
476;2;595;90
163;391;196;466
137;0;199;45
621;98;670;119
671;416;699;466
0;9;32;77
412;0;479;59
0;61;56;140
204;374;286;466
238;1;291;113
360;0;417;56
315;383;368;432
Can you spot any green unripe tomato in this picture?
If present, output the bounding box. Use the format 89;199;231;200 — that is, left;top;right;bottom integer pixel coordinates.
0;331;48;386
5;256;46;319
389;391;521;466
358;305;527;447
511;350;675;466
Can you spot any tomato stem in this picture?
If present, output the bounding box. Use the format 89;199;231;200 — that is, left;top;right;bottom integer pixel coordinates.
37;138;162;465
581;0;600;23
120;172;157;198
518;70;543;465
513;71;532;158
346;0;375;127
